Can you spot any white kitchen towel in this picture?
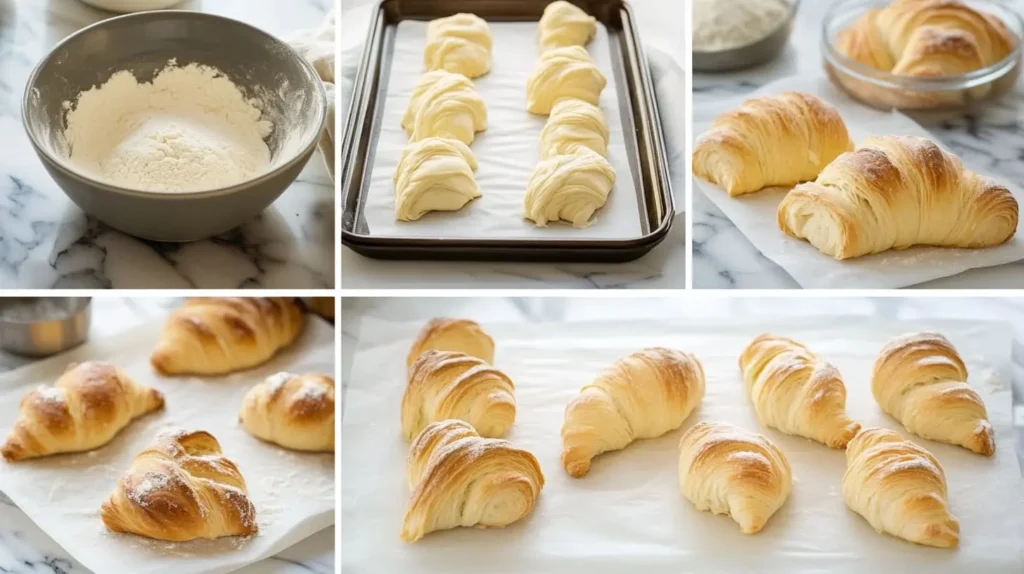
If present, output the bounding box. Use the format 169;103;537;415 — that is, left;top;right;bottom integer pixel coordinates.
288;8;336;180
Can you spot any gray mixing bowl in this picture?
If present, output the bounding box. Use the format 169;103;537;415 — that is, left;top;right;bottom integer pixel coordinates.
23;11;328;242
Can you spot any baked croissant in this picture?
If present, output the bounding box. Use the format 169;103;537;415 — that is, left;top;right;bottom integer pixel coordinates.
406;318;494;371
538;1;597;52
240;372;335;452
425;13;493;79
101;430;257;541
692;91;854;196
778;135;1018;260
526;46;606;115
872;332;994;456
394;137;481;222
524;147;615;228
561;348;705;478
402;70;487;145
843;427;959;548
539;98;609;159
739;334;861;448
150;298;304;376
402;351;515;441
678;422;792;534
402;419;544;542
1;362;164;462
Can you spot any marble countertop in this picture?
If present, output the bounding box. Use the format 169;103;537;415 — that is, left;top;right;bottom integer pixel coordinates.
692;0;1024;289
0;297;335;573
0;0;335;289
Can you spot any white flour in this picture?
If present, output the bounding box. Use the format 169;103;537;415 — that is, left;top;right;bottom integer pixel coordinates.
63;61;273;193
692;0;790;51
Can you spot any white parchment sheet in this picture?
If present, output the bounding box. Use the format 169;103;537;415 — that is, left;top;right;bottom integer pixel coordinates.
343;316;1024;573
0;317;336;574
363;21;644;239
693;75;1024;289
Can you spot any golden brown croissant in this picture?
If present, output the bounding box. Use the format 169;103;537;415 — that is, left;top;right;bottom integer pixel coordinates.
402;419;544;542
240;372;335;452
402;351;515;441
101;430;258;541
561;348;704;478
678;422;792;534
843;427;959;548
778;136;1019;260
1;362;164;462
692;92;854;196
739;334;861;448
872;332;994;456
406;318;494;371
151;298;304;376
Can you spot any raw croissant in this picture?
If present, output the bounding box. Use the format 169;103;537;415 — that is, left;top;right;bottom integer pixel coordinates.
425;13;493;79
872;332;995;456
150;297;304;376
692;91;854;196
739;334;861;448
1;362;164;462
402;419;544;542
394;137;481;222
843;427;959;548
562;348;705;478
538;1;597;52
524;147;615;228
402;351;515;441
678;422;792;534
406;318;494;370
101;430;258;541
402;70;487;145
526;46;606;115
539;98;609;159
778;136;1018;260
240;372;335;452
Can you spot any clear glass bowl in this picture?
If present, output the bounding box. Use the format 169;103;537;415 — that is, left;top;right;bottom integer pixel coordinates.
822;0;1023;110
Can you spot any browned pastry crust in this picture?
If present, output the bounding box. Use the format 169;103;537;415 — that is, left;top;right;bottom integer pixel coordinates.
240;372;335;452
406;318;495;370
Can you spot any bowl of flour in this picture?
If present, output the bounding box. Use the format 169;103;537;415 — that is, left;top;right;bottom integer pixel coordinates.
23;11;328;242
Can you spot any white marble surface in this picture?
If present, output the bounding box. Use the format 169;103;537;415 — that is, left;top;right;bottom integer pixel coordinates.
0;297;335;574
0;0;335;289
692;0;1024;289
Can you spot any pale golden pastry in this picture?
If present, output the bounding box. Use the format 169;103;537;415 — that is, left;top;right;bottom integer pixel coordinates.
843;427;959;548
778;135;1018;260
406;318;494;370
526;46;606;115
402;419;544;542
739;334;861;448
240;372;335;452
678;422;792;534
402;70;487;145
872;332;994;456
524;147;615;228
2;362;164;462
394;137;481;222
101;430;257;541
539;98;609;159
425;13;493;79
402;351;515;441
562;348;704;478
538;1;597;51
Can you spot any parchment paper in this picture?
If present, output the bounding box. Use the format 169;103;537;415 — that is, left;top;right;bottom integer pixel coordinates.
0;317;336;574
364;21;644;239
342;315;1024;573
693;75;1024;289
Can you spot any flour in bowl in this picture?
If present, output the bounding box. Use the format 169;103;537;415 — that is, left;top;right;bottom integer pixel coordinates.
62;61;273;193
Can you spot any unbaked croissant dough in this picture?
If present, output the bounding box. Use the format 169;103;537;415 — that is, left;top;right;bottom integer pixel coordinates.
524;147;615;228
539;98;609;159
872;332;994;455
240;372;335;452
526;46;606;115
402;70;487;145
425;13;493;79
678;422;792;534
394;138;481;222
538;1;597;52
406;317;495;370
692;91;854;196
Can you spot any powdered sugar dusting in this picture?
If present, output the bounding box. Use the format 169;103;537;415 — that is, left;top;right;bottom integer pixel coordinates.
265;372;294;394
34;385;65;403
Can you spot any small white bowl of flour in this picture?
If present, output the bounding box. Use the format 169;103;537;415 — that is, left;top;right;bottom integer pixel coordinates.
692;0;798;72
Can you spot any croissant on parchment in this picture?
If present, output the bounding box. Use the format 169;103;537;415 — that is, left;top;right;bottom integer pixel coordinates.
739;334;861;448
1;362;164;462
692;92;854;196
872;332;994;456
406;318;495;371
843;427;959;548
402;70;487;145
424;13;493;79
778;136;1018;260
561;348;705;478
538;0;597;52
240;372;335;452
401;419;544;542
678;422;792;534
526;46;606;115
101;430;257;541
150;298;304;376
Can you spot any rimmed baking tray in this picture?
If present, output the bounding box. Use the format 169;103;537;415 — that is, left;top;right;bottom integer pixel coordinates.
341;0;673;262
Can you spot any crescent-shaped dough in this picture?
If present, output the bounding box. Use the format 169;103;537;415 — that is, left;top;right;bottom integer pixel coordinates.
524;147;615;228
539;98;609;159
402;70;487;144
424;13;493;79
538;1;597;51
406;317;495;370
526;46;606;115
239;372;335;452
394;138;481;222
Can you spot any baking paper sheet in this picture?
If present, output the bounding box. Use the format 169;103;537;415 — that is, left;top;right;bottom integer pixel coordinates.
0;317;336;574
693;75;1024;289
342;315;1024;573
363;21;644;239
